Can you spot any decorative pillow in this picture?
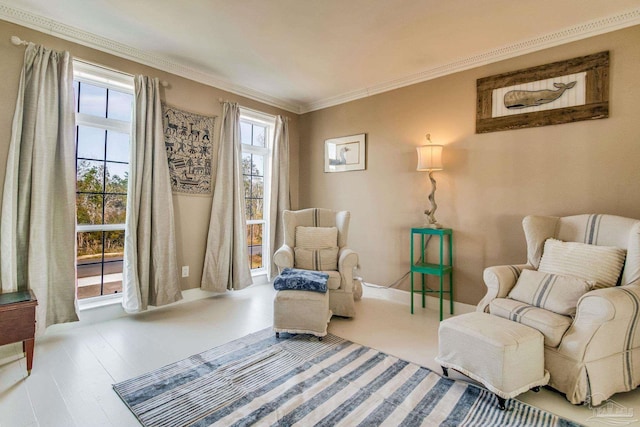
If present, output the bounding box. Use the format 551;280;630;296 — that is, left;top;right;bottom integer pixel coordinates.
508;269;593;316
295;226;338;249
294;226;339;271
538;238;626;289
294;247;339;271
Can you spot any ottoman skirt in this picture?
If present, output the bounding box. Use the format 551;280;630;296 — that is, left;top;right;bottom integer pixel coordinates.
273;289;331;338
436;312;549;404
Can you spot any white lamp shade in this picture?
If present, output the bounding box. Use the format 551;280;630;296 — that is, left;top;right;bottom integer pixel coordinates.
416;144;443;171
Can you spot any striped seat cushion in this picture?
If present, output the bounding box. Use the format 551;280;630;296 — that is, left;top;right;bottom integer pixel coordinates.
508;269;593;316
490;298;573;347
538;238;626;289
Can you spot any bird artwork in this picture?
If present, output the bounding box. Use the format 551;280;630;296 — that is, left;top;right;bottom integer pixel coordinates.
329;146;350;166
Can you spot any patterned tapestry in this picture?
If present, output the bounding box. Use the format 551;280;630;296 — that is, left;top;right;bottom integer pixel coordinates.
162;104;216;194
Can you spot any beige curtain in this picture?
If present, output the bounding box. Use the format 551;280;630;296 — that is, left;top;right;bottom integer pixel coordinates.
122;75;182;313
201;102;252;291
0;43;78;329
268;116;290;280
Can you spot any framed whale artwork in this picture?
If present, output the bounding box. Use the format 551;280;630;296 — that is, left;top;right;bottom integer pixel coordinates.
476;51;609;133
324;133;366;173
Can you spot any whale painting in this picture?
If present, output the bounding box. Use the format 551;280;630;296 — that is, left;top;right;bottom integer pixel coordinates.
476;51;608;133
504;81;577;109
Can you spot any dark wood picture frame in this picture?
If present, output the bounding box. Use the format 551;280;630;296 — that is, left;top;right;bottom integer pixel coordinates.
476;51;609;133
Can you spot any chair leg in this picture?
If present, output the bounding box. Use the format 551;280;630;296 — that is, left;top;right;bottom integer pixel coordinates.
275;332;280;338
496;395;506;410
441;366;449;377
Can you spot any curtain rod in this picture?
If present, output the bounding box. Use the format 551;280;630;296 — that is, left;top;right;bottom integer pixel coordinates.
10;35;28;46
11;36;169;88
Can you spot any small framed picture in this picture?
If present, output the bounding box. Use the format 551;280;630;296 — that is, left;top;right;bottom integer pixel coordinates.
324;133;366;173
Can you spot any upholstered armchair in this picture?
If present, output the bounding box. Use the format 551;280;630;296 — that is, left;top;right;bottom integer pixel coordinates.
273;208;362;317
478;214;640;406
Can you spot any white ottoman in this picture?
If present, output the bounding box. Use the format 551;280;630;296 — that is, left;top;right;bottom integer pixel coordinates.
435;312;549;409
273;290;332;338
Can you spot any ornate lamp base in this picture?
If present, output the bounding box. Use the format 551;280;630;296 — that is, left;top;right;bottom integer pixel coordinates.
424;171;442;229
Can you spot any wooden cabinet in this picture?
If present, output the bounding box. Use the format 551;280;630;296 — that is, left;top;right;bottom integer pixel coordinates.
0;290;37;374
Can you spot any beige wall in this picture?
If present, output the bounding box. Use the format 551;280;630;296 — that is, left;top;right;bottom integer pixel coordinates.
299;25;640;305
0;20;300;290
1;18;638;305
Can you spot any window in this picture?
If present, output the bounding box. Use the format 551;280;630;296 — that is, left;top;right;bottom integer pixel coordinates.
240;109;274;273
73;61;134;301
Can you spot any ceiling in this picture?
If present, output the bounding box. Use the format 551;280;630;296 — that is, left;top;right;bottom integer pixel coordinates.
1;1;639;113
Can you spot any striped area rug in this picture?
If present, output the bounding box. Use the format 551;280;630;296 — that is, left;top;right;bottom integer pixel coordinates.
113;328;582;427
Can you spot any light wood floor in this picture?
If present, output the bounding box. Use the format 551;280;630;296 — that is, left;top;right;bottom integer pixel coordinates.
1;284;638;426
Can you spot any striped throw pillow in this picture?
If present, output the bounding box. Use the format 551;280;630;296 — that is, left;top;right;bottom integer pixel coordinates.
538;238;626;288
294;247;339;271
294;226;339;271
508;269;593;316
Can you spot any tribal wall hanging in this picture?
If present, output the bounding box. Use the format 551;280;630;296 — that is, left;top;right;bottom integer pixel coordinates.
162;104;216;194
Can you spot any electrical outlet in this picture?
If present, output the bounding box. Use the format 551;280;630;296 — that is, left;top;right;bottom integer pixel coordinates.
181;266;189;278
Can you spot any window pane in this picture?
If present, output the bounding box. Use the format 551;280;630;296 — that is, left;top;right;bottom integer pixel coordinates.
105;162;128;193
251;154;264;176
102;259;123;296
242;152;252;175
253;125;266;147
77;230;104;299
104;229;124;253
79;82;107;117
77;193;103;225
246;198;255;220
245;198;252;220
77;160;104;192
254;199;263;220
244;174;251;199
251;176;263;199
106;130;129;162
249;223;263;269
107;90;133;121
77;126;105;160
77;231;102;270
251;223;263;245
104;195;126;224
240;121;252;145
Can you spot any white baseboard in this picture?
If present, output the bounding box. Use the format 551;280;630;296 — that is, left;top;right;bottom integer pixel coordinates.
51;280;475;334
361;282;476;315
53;287;225;331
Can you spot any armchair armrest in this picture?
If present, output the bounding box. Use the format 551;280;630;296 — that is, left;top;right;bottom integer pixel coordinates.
477;264;532;313
338;248;358;292
273;245;293;272
558;284;640;362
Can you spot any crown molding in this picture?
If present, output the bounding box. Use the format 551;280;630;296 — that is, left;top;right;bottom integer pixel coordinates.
0;3;302;114
1;3;638;116
300;8;640;113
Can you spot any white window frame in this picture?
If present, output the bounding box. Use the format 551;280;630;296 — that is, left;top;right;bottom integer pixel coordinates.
73;60;134;307
239;108;275;279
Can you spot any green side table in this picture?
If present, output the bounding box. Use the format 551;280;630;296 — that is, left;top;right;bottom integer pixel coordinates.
410;227;453;321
